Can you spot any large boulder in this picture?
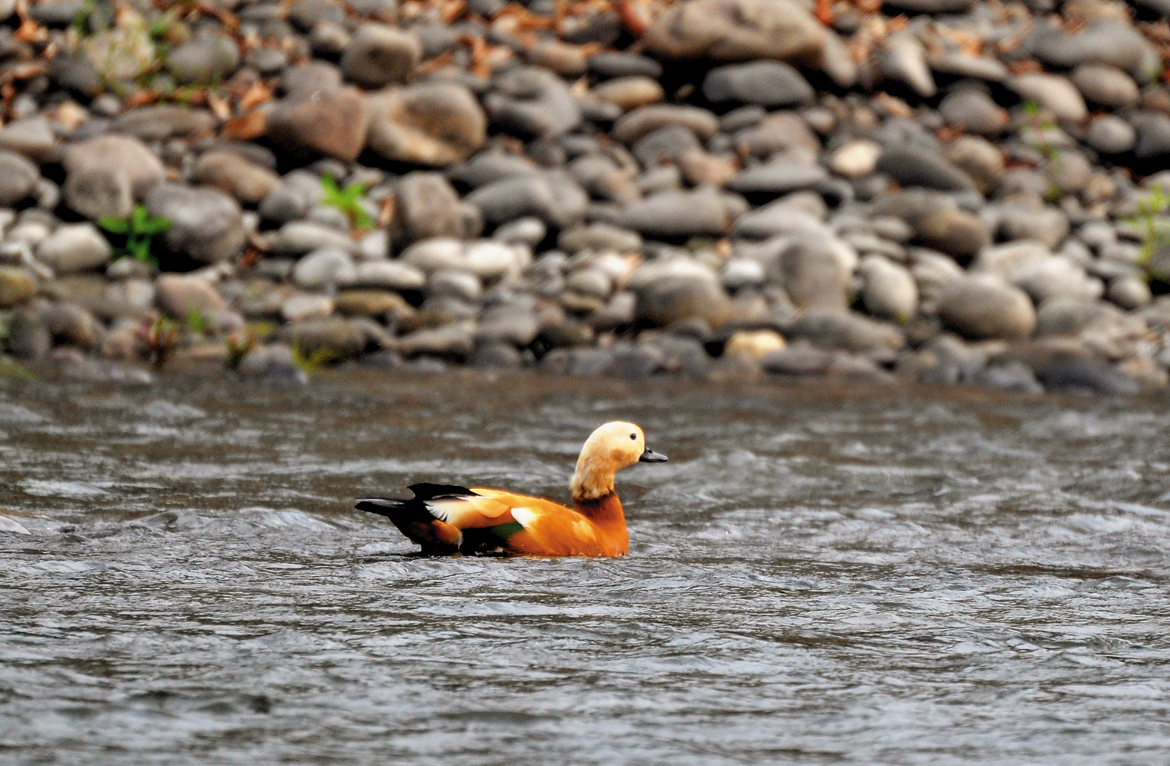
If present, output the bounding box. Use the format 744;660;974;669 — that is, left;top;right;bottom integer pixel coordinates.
644;0;826;63
144;184;247;265
366;83;486;166
937;274;1037;341
62;135;165;220
266;86;371;162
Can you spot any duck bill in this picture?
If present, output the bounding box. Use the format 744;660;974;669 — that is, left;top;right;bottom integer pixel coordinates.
639;448;668;463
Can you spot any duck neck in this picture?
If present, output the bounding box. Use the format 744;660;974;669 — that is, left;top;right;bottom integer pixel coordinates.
570;456;615;503
573;492;626;535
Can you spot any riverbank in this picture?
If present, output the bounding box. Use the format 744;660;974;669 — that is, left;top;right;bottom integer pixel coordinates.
2;0;1170;394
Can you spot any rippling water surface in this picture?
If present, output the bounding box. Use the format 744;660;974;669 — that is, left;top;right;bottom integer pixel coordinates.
2;372;1169;765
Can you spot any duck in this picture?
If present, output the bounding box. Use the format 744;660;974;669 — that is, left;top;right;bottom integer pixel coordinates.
355;421;667;556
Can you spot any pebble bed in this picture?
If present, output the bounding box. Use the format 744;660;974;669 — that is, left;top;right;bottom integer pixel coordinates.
3;0;1170;392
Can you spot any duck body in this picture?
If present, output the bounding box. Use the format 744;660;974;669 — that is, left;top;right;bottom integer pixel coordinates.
355;422;666;557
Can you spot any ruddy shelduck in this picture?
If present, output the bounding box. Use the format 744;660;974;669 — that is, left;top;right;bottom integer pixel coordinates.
355;422;667;556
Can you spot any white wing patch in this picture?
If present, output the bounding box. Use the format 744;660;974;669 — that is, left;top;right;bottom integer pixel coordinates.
511;507;537;530
423;496;473;522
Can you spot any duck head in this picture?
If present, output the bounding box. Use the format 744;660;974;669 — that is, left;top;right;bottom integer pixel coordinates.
570;421;667;502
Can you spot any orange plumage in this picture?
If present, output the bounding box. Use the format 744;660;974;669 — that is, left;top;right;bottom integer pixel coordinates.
355;422;667;556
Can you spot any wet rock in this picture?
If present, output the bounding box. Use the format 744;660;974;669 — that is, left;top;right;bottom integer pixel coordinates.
470;342;523;369
0;118;56;163
760;343;834;376
35;223;111;274
395;321;475;358
702;61;813;107
875;147;976;193
629;260;731;328
340;24;420;88
365;82;484;168
267;86;371;162
971;360;1044;394
1085;115;1136;154
643;0;826;64
1071;64;1139;109
237;344;306;382
1004;340;1139;395
293;247;356;289
144;184;246;265
167;33;240;85
394;172;481;243
0;267;36;308
476;303;539;347
858;255;918;323
621;189;733;238
352;260;427;291
288;317;368;359
62;136;166;220
724;329;785;361
1011;74;1088;123
39;302;103;349
937;274;1036;341
7;309;50;359
192;151;282;205
787;309;905;352
939;88;1009;137
485;67;581;140
464;175;587;230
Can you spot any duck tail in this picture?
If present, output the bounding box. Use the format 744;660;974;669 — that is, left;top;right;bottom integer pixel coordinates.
355;485;473;554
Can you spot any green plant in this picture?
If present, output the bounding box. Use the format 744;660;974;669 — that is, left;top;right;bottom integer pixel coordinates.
137;315;179;370
185;308;208;335
99;205;171;266
291;341;341;377
1129;186;1170;268
223;330;257;371
0;356;36;381
320;174;374;231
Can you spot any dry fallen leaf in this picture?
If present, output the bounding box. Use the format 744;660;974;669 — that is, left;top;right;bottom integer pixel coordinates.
222;110;268;140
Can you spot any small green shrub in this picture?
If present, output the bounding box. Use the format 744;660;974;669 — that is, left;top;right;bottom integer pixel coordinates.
99;205;171;266
320;174;374;231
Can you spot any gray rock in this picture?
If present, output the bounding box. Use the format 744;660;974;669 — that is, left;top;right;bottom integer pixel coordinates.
493;217;547;246
726;161;828;196
0;151;40;207
7;309;50;359
485;67;581;140
733;200;831;239
631;125;700;168
238;344;307;382
289;318;369;359
394;172;480;244
760;343;834;376
1012;257;1102;304
879;32;935;98
787;309;905;352
928;53;1009;82
938;88;1009;137
612;105;721;145
1085;115;1136;154
112;106;217;142
167;33;240;85
0;118;57;162
1071;64;1139;109
937;274;1036;341
35;224;111;274
643;0;826;63
270;221;357;256
428;270;481;302
476;303;539;346
620;190;732;238
267;86;370;163
144;184;246;265
63;136;166;220
395;321;475;358
971;240;1050;279
629;260;730;328
558;223;642;253
588;52;663;79
874;191;990;259
193;151;281;205
352;260;426;291
293;247;356;289
40;302;104;349
875;147;976;193
591;76;665;111
282;293;336;323
464;175;587;230
858;255;918;323
1107;276;1151;310
828;140;882;179
882;0;975;12
998;204;1069;249
1004;340;1138;395
702;61;813;107
156;274;228;321
470;342;523;369
1030;19;1155;76
971;361;1044;394
943;136;1004;195
340;24;420;87
1011;74;1088;123
1134;112;1170;161
769;235;853;310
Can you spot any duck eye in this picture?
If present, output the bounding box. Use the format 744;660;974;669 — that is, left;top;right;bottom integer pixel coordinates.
630;433;636;440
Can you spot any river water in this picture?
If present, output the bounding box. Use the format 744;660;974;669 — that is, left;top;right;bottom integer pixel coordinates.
1;372;1169;765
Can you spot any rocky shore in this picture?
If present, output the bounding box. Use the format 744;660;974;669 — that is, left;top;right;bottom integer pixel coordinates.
2;0;1170;393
